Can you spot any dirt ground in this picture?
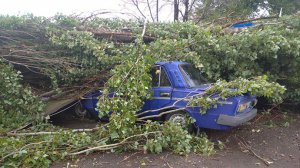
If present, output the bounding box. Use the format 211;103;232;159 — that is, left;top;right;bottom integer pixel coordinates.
51;110;300;168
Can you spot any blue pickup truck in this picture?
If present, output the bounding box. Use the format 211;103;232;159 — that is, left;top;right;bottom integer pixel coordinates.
76;61;257;130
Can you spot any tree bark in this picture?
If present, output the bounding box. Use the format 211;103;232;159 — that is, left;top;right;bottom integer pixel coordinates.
146;0;155;22
156;0;159;22
174;0;179;21
131;0;147;19
183;0;189;21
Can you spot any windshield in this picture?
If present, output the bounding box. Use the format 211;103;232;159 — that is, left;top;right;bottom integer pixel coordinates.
179;64;207;87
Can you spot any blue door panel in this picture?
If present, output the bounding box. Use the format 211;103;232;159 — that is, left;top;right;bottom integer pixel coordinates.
150;87;172;110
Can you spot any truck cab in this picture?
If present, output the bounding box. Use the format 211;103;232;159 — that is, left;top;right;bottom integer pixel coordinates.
80;61;257;130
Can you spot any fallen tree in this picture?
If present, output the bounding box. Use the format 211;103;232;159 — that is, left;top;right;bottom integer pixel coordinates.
1;13;299;167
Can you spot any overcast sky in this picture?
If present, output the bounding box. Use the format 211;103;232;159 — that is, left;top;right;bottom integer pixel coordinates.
0;0;122;16
0;0;173;21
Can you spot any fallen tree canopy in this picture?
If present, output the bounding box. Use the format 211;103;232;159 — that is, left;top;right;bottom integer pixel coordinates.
1;14;299;101
0;13;299;167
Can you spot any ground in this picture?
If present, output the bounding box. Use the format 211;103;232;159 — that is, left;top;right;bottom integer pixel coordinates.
51;110;300;168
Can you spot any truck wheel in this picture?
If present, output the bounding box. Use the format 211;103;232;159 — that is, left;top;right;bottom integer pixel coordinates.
74;103;88;118
165;111;196;133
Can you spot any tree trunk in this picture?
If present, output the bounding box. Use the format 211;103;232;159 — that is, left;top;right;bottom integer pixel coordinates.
174;0;179;21
156;0;159;22
146;0;155;22
183;0;189;21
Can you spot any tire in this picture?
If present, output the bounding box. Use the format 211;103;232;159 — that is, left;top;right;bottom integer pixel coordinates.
74;103;88;118
165;112;188;127
165;111;196;133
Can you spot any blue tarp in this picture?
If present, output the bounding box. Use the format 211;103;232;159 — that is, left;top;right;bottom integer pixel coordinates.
231;22;254;28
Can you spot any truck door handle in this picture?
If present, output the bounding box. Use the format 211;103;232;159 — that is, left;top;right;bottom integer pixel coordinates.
160;92;170;97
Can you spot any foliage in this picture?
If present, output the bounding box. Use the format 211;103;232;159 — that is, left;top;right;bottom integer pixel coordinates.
194;0;264;24
0;14;107;90
193;0;300;24
97;44;154;140
0;128;105;167
145;15;300;101
1;11;299;93
189;76;286;113
0;61;44;131
266;0;300;15
262;111;296;128
195;23;300;101
0;13;297;167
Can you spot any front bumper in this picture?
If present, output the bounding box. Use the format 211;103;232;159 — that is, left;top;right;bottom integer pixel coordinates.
217;108;257;127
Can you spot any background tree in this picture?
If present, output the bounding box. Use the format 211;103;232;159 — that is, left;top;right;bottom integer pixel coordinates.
173;0;196;21
123;0;197;22
174;0;179;21
124;0;166;22
193;0;265;24
267;0;300;15
193;0;300;24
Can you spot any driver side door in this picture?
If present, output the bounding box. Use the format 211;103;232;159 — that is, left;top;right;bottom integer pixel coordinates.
149;65;173;111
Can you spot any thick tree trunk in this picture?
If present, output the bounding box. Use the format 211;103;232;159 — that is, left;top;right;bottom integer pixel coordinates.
183;0;189;21
174;0;179;21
